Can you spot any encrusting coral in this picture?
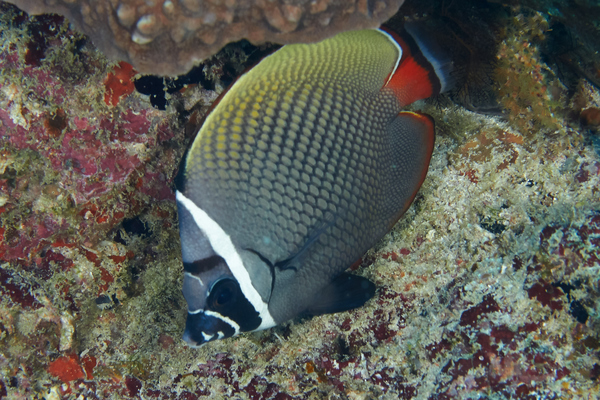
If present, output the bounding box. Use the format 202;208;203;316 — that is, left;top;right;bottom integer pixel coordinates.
495;10;564;135
6;0;404;76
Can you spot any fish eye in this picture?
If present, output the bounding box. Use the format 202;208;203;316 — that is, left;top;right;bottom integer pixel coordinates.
208;278;238;309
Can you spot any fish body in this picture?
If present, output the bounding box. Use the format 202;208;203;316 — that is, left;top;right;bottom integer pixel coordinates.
176;25;451;346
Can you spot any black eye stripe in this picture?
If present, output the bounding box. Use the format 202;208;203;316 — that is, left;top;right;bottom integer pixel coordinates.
202;279;262;332
183;255;226;274
208;279;238;308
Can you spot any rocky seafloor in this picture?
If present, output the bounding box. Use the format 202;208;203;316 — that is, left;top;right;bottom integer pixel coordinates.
0;1;599;399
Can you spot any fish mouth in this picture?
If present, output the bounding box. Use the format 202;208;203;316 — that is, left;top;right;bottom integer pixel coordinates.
182;310;238;347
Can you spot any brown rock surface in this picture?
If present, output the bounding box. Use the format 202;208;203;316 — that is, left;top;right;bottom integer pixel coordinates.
7;0;404;76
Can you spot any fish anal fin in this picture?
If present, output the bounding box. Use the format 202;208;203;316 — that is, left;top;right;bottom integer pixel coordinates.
385;111;435;228
391;111;435;160
304;273;376;316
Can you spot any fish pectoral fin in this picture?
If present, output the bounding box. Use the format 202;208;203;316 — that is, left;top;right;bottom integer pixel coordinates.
304;273;376;316
275;213;337;272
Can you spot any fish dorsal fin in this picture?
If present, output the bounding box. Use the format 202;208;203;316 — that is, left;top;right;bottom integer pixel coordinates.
304;273;376;316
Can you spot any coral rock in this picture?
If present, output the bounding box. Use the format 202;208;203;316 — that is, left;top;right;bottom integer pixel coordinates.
7;0;404;76
581;107;600;127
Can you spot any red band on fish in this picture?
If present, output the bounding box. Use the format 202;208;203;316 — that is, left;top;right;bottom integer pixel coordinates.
379;26;441;107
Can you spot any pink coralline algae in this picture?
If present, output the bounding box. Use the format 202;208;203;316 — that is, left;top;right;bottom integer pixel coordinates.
0;5;192;398
0;12;183;261
6;0;405;76
0;3;185;328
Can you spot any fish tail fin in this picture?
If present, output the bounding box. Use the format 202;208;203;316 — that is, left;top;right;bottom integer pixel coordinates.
403;21;455;94
385;14;502;113
379;20;457;106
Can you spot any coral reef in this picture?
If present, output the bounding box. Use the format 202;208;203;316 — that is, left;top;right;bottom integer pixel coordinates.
495;10;564;135
0;0;599;399
0;9;184;261
5;0;404;76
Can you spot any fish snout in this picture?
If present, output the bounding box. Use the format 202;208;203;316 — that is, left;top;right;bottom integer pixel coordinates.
182;309;239;347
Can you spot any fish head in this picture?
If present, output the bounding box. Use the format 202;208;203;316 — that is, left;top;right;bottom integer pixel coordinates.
182;259;241;346
177;191;275;347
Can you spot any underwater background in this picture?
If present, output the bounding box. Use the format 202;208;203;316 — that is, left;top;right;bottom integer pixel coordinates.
0;0;599;398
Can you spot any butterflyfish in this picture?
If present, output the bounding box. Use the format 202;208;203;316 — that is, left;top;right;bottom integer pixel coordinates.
175;22;453;346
